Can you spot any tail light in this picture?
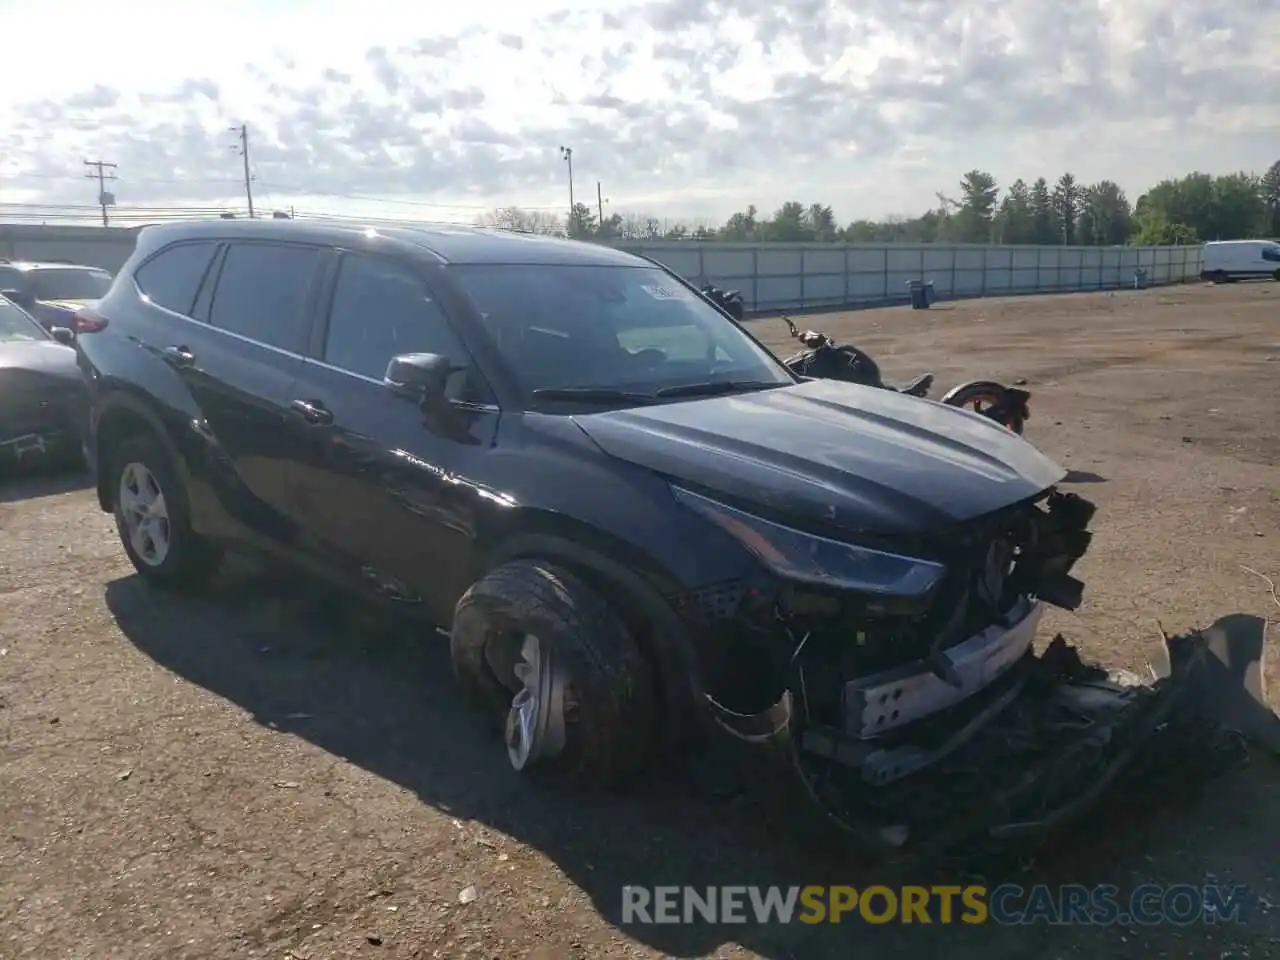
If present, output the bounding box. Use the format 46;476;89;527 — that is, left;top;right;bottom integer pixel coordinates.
72;305;108;334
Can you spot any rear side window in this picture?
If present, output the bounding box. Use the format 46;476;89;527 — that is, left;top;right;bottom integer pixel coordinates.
208;242;320;352
26;267;113;301
134;242;218;316
0;266;23;289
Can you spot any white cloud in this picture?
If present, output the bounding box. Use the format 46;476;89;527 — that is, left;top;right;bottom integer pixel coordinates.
0;0;1276;225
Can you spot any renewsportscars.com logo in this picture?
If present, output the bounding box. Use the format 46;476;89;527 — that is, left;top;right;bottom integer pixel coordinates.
621;884;1251;926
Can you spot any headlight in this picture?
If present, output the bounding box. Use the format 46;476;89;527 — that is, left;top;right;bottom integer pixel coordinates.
671;485;946;597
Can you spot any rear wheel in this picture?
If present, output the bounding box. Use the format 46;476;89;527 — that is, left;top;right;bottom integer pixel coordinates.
450;559;657;788
110;434;221;589
943;381;1026;435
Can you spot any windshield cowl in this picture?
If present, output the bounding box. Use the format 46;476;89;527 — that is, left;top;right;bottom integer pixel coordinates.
530;379;790;411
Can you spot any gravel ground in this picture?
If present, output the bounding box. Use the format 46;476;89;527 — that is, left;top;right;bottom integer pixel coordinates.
2;280;1279;959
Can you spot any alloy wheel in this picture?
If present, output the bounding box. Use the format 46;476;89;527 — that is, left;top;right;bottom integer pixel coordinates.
118;461;172;567
504;633;570;771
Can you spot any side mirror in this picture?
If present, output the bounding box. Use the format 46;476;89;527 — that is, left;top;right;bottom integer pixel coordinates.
50;326;75;345
2;288;34;308
383;352;453;402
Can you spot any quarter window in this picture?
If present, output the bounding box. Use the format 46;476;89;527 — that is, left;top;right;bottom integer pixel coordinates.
322;254;485;401
208;242;320;351
134;242;218;316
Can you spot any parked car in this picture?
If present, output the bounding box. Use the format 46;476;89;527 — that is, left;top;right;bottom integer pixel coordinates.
75;217;1203;860
0;293;88;469
0;258;115;330
1199;239;1280;283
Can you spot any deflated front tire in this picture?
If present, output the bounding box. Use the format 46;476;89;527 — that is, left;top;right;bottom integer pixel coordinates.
450;559;658;788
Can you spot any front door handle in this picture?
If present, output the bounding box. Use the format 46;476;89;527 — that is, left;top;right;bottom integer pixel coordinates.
290;398;333;425
162;345;195;368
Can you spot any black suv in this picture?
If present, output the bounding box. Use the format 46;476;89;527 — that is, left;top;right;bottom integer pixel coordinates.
75;219;1098;852
0;259;114;330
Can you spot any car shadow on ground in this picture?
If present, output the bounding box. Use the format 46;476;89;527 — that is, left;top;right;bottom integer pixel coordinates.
0;462;91;503
103;562;1273;959
1062;469;1108;484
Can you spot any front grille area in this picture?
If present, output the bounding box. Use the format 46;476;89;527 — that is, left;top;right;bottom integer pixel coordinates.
667;491;1094;726
0;396;68;441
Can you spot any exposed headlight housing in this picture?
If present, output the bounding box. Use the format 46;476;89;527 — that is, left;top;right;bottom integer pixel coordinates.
671;485;946;598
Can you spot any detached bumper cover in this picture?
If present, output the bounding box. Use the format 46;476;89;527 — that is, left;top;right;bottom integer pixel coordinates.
707;614;1279;863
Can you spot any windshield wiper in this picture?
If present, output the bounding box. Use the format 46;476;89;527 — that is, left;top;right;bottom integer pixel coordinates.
654;379;782;399
530;387;659;406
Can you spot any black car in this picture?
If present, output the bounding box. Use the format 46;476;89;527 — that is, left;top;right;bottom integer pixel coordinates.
76;218;1119;857
0;259;115;331
0;294;87;469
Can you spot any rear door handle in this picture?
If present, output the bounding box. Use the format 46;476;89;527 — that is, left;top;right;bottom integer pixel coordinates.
290;398;333;425
162;345;195;368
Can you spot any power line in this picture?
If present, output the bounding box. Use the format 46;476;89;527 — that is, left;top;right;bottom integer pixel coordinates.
82;159;118;226
252;182;564;212
0;169;572;214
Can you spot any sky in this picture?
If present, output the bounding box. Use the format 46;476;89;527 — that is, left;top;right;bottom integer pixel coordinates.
0;0;1277;226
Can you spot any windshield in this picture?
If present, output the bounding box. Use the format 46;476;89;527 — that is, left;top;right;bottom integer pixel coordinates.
0;297;47;342
448;263;794;399
26;267;113;301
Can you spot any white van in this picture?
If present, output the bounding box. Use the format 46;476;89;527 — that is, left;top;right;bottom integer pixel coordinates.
1200;239;1280;282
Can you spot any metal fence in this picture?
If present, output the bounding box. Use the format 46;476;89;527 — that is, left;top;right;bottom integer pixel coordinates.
610;241;1205;312
0;222;1204;313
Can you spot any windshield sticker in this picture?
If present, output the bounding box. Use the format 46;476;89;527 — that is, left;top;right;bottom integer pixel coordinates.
640;284;691;301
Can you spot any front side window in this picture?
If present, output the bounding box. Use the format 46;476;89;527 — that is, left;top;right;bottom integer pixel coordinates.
448;263;792;399
0;297;46;342
322;254;487;402
208;242;320;352
1261;245;1280;263
26;267;113;301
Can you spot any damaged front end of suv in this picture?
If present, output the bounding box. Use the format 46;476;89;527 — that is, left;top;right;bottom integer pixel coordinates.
671;482;1280;863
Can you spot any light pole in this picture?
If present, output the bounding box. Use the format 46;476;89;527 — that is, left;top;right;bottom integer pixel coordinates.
559;145;574;232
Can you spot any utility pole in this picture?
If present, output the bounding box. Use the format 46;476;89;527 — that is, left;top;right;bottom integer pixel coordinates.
597;181;605;225
231;124;254;218
558;145;574;231
83;159;117;226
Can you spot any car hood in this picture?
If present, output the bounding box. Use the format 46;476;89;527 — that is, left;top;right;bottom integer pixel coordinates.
572;378;1066;537
0;339;80;377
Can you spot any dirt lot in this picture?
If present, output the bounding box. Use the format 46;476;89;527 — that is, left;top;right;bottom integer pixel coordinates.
2;281;1279;960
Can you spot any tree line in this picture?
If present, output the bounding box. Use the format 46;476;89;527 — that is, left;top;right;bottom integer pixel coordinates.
478;161;1280;246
